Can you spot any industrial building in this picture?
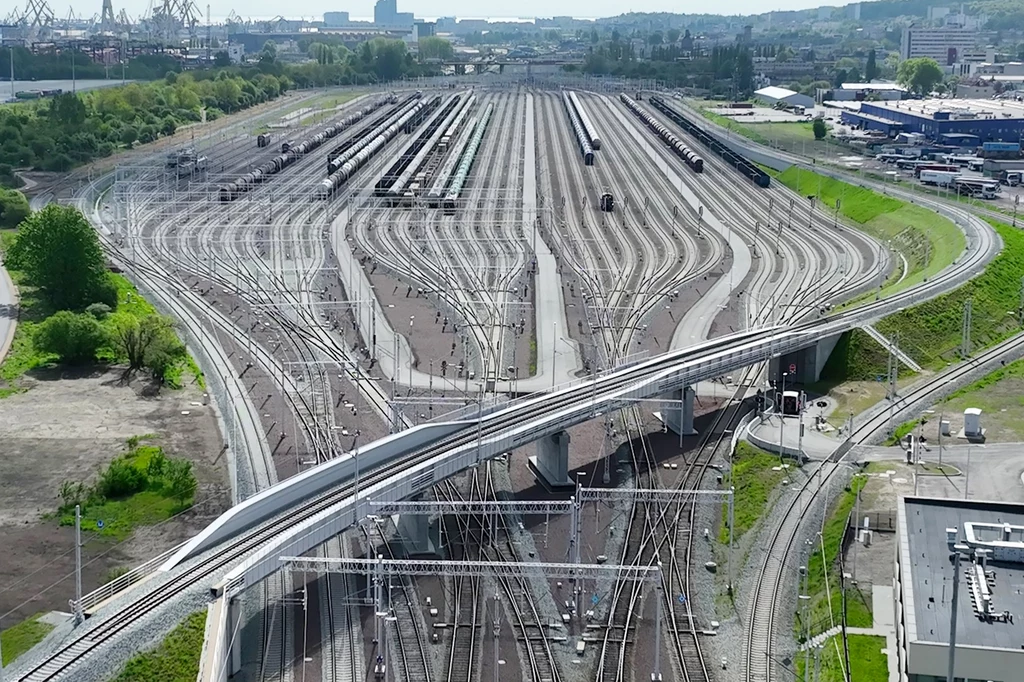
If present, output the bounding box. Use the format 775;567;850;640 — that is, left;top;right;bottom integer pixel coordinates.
896;497;1024;682
752;86;815;111
820;82;906;102
839;99;1024;142
900;26;980;64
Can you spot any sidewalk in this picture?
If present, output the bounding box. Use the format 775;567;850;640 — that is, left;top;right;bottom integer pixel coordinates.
747;413;841;460
0;259;17;363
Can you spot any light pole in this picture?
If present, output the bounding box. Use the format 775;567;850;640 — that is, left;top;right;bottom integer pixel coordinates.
779;371;788;458
408;316;414;389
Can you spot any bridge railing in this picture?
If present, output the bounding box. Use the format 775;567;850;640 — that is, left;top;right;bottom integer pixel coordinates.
74;541;187;614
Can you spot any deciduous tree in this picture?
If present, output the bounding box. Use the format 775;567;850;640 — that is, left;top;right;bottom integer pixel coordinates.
33;310;111;364
897;57;943;95
5;204;114;310
0;188;30;228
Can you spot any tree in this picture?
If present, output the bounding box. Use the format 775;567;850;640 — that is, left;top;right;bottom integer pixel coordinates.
166;458;196;507
667;28;681;44
865;48;878;81
897;57;943;94
111;313;185;381
0;188;30;228
648;31;663;46
812;118;827;140
213;50;231;67
33;310;110;364
5;204;115;311
418;37;454;61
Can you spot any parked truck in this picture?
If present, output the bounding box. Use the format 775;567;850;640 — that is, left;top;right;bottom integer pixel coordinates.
920;169;960;186
1000;170;1022;187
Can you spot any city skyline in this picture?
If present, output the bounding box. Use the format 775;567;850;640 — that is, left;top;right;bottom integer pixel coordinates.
40;0;853;24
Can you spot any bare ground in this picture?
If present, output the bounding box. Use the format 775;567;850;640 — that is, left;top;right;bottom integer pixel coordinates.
0;367;227;625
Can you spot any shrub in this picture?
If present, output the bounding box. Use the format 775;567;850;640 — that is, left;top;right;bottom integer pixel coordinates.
97;457;148;499
33;310;111;364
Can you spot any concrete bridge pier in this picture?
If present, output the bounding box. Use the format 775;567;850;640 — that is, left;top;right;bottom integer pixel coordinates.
661;386;698;437
528;430;573;490
772;334;842;387
395;511;436;556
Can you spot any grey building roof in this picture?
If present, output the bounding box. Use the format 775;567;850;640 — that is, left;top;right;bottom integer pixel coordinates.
903;497;1024;651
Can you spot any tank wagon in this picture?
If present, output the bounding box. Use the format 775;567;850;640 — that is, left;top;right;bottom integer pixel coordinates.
442;103;494;213
218;95;396;202
619;94;704;173
648;95;769;189
375;94;460;200
317;94;435;199
561;92;594;166
567;91;602;150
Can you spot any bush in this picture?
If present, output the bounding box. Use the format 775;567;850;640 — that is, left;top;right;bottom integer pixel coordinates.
33;310;111;364
97;457;148;499
85;302;112;320
0;188;30;228
812;117;827;140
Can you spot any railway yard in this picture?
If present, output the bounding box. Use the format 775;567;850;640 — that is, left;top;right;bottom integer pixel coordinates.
4;79;1007;682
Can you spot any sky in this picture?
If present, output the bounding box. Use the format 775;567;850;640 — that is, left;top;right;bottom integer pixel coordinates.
53;0;842;23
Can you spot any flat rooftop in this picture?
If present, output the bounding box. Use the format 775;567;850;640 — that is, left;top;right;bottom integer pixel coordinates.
903;497;1024;651
870;98;1024;121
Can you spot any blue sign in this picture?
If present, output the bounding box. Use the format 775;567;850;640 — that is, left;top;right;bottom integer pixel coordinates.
678;594;687;604
96;520;105;529
591;594;600;605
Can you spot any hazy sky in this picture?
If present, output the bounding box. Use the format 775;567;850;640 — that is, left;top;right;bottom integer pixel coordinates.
61;0;840;22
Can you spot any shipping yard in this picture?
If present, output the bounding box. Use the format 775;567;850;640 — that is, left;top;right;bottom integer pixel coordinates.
0;73;1014;682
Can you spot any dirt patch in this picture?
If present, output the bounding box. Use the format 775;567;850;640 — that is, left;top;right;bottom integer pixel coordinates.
0;367;227;625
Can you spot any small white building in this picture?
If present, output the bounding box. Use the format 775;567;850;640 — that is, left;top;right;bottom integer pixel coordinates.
753;86;814;110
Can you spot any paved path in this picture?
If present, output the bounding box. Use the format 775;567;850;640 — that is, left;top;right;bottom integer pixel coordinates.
0;257;17;363
747;412;841;459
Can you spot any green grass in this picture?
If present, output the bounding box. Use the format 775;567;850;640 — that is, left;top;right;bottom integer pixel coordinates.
112;610;206;682
800;474;871;638
57;437;195;541
796;634;888;682
936;355;1024;440
1;614;55;665
875;219;1024;371
774;167;964;300
884;419;917;446
720;441;790;542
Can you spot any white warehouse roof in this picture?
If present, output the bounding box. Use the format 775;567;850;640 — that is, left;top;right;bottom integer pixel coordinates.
754;86;801;100
840;82;906;91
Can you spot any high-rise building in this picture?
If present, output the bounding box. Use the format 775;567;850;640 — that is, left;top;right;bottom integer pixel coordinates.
900;27;978;65
374;0;397;25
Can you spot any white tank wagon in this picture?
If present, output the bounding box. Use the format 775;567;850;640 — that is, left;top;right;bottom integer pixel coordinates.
427;112;478;208
562;91;594;166
385;93;474;201
442;103;495;213
317;97;433;199
568;90;601;150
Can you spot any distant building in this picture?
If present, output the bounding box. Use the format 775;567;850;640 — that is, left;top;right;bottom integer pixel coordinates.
323;12;350;27
839;98;1024;142
753;86;814;110
414;20;435;39
900;27;979;65
829;82;906;101
374;0;396;25
896;497;1024;682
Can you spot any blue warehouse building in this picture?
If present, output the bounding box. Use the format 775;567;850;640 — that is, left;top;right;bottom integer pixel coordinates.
839;99;1024;143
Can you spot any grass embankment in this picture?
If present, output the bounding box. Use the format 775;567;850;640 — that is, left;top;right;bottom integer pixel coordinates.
56;435;197;540
796;634;888;682
112;610;206;682
0;248;202;395
1;614;54;666
874;219;1024;371
928;356;1024;440
719;441;790;542
774;167;964;298
799;473;871;638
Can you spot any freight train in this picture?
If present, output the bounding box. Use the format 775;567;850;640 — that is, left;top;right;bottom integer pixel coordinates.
562;92;594;166
619;94;704;173
218;94;396;202
567;91;602;150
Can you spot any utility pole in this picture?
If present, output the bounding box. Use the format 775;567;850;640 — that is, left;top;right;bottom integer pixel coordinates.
947;545;968;682
886;334;900;437
492;592;500;682
74;505;84;625
961;298;972;358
